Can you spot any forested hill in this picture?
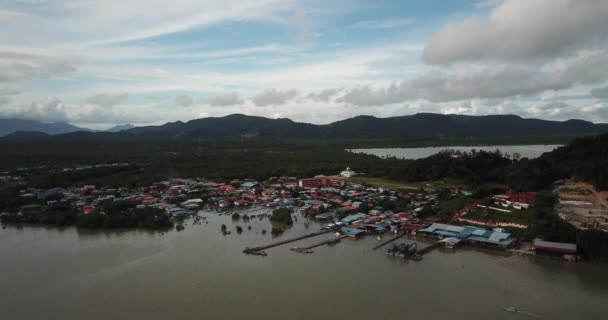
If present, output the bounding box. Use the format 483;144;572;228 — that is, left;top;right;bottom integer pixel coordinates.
507;134;608;191
3;113;608;142
396;133;608;192
118;113;608;140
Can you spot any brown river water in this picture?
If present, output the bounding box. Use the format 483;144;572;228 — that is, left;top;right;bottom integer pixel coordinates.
1;208;607;320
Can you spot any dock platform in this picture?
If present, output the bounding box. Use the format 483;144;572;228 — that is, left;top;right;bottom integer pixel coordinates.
416;242;441;255
372;232;404;250
243;227;339;255
291;235;347;254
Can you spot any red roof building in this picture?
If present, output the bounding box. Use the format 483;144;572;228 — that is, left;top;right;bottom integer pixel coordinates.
506;190;537;205
298;175;345;188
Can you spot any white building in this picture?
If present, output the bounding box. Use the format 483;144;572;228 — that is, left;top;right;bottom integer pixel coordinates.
340;167;356;178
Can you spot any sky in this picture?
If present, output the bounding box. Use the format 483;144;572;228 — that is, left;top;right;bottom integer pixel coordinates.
1;0;608;129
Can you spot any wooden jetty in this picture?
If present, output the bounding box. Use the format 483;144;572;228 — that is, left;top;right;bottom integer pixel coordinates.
416;242;441;256
372;232;405;250
243;228;339;255
291;235;347;254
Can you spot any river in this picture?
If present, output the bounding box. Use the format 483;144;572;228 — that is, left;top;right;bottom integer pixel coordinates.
350;145;561;160
1;208;607;320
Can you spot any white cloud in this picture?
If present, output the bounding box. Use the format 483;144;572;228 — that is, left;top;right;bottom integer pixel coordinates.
475;0;504;8
174;94;194;107
2;0;607;125
0;94;199;128
306;88;342;102
591;86;608;99
251;89;299;106
207;92;243;106
0;0;308;45
0;9;28;22
0;88;20;96
0;96;9;107
579;102;608;123
85;92;128;107
424;0;608;64
0;88;20;107
352;18;415;29
338;49;608;106
0;96;69;122
0;51;77;82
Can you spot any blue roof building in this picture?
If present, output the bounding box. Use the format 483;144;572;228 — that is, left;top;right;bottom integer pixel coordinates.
240;182;260;190
420;223;514;248
341;227;366;238
341;213;367;225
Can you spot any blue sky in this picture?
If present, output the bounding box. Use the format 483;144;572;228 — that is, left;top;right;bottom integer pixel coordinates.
1;0;607;129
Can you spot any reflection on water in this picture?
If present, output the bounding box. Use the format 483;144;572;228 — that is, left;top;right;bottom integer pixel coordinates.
350;145;561;160
1;207;607;320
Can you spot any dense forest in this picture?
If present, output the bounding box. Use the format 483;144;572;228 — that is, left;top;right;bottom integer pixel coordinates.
0;200;173;230
2;134;607;192
512;135;608;190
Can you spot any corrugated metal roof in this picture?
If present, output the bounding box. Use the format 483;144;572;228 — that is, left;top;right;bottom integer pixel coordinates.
533;238;577;251
490;232;511;240
341;227;365;235
460;227;476;237
425;223;465;233
473;229;489;236
468;236;513;246
436;230;460;237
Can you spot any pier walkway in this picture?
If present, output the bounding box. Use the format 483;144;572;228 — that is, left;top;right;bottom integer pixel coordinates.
291;235;348;254
416;242;441;255
372;232;404;250
243;228;339;255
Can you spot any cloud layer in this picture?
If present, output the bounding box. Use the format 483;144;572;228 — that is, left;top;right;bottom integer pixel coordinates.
85;92;129;107
174;94;194;107
423;0;608;64
0;51;76;82
207;92;243;106
252;89;299;106
2;0;608;127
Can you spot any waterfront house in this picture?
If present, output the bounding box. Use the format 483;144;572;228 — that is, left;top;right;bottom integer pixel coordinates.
341;213;367;225
234;199;250;206
532;238;577;255
340;227;366;238
240;182;262;194
419;223;514;248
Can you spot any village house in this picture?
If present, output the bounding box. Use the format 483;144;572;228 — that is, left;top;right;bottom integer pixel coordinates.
298;175;346;188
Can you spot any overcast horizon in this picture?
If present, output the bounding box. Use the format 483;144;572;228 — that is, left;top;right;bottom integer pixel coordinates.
1;0;608;129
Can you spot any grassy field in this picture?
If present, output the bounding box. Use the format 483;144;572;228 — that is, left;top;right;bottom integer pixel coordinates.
350;176;464;192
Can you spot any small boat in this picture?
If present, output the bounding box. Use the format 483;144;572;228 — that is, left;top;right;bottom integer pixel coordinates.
387;242;420;260
504;306;519;313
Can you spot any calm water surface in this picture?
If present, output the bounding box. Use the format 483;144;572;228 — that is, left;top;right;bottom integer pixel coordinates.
350;145;561;160
1;208;607;320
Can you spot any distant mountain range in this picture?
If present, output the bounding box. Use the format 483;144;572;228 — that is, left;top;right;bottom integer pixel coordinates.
106;124;135;132
2;113;608;141
0;119;135;136
0;119;91;136
124;113;608;140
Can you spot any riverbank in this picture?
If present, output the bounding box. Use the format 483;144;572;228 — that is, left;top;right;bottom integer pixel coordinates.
2;211;607;320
